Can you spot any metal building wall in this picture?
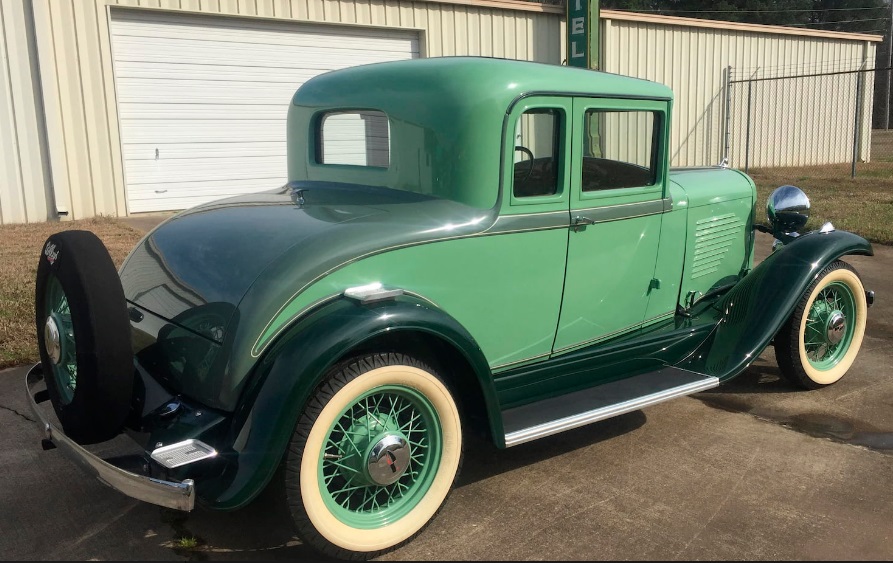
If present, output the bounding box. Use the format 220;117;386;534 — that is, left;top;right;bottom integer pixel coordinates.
23;0;564;223
0;0;51;224
0;1;882;223
600;12;879;168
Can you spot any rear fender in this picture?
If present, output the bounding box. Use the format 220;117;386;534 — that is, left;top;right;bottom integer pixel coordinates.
203;295;498;510
680;229;872;380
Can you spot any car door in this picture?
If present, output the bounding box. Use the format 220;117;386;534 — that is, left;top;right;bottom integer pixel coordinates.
552;97;670;354
487;96;573;370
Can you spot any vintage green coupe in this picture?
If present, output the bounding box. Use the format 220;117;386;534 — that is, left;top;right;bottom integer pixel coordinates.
27;57;874;559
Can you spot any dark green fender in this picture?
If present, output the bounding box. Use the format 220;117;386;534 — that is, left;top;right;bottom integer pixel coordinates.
681;229;872;380
201;296;499;510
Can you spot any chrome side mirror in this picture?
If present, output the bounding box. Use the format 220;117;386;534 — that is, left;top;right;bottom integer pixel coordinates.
767;185;810;235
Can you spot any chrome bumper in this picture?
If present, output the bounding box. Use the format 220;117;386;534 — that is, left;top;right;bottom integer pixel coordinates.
25;363;195;511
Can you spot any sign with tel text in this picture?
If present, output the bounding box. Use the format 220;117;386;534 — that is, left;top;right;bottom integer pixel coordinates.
567;0;598;69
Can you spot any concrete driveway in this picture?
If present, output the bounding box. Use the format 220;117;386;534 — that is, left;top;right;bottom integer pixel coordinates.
1;222;891;561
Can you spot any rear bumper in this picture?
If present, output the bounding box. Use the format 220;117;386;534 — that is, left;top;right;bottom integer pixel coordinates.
25;363;195;512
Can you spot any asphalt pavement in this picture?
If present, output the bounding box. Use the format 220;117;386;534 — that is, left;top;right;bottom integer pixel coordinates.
1;220;891;561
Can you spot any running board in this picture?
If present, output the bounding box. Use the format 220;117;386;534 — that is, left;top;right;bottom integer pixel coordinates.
502;367;719;447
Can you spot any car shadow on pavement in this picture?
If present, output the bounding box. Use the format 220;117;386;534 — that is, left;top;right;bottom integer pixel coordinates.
457;409;648;486
151;410;648;560
697;356;800;396
144;358;832;561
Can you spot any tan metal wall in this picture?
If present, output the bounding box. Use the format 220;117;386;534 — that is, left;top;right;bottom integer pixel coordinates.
24;0;563;223
600;12;878;168
0;1;882;223
0;0;51;224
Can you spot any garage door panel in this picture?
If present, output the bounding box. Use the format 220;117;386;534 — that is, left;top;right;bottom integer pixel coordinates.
112;11;419;48
118;119;286;144
114;37;415;69
113;61;331;85
124;155;287;184
112;32;419;56
115;79;296;105
118;103;287;121
122;142;286;161
112;10;418;213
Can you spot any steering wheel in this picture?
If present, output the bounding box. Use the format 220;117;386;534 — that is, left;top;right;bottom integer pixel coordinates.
514;146;535;182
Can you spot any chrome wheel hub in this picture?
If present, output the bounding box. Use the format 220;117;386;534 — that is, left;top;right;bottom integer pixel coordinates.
826;311;847;345
366;434;411;486
44;316;62;365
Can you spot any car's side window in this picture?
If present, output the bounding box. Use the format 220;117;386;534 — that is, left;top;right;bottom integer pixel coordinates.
317;110;390;168
513;109;561;198
581;110;658;192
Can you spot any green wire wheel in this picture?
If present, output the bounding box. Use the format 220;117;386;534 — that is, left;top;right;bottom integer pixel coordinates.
285;353;463;560
775;260;868;389
42;275;78;405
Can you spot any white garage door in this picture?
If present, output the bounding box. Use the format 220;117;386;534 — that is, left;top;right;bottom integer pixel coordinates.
110;10;419;213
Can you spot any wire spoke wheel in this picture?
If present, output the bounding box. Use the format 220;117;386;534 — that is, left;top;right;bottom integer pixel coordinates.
320;385;441;528
775;260;867;389
803;282;856;369
286;354;463;559
43;275;78;405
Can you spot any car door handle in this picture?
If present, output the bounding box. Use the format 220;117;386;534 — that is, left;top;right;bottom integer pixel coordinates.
572;216;595;232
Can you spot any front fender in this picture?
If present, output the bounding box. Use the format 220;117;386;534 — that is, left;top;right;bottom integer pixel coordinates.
201;295;498;510
681;229;872;380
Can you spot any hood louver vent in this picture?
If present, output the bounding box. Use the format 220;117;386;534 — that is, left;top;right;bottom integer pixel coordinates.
691;213;743;279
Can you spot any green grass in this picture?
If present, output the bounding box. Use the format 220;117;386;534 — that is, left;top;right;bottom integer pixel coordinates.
746;129;893;244
0;217;144;370
748;160;893;245
175;536;199;549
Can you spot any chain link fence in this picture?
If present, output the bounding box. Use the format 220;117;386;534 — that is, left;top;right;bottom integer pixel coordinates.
723;65;893;242
725;66;893;180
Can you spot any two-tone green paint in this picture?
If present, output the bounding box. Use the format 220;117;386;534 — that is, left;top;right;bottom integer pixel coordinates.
114;58;872;513
494;305;722;410
121;62;677;412
199;296;500;510
681;229;872;381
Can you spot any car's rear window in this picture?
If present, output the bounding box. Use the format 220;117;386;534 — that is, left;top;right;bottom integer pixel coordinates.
317;110;390;168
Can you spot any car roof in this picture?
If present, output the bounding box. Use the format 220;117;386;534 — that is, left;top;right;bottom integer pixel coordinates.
291;56;674;110
286;57;674;210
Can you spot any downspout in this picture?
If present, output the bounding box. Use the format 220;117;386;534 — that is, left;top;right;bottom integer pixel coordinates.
23;0;60;220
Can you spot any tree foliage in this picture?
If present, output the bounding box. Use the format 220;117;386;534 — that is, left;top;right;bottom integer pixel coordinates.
599;0;889;34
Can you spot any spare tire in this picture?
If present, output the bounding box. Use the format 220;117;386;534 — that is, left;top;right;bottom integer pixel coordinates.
34;230;134;444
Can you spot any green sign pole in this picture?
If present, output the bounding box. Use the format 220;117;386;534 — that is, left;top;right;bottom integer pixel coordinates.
566;0;599;70
567;0;601;156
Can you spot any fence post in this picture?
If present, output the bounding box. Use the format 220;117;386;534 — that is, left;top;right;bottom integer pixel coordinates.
852;67;865;179
723;65;732;165
745;79;752;173
887;10;893;129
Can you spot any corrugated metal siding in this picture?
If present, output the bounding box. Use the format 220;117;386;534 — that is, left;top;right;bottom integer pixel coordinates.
601;16;875;168
0;0;50;224
4;1;879;222
26;0;563;221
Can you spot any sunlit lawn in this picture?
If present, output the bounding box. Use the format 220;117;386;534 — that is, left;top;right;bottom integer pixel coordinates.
748;161;893;245
0;217;143;369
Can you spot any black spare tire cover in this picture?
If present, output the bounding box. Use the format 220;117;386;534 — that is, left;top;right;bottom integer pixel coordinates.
34;230;134;444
